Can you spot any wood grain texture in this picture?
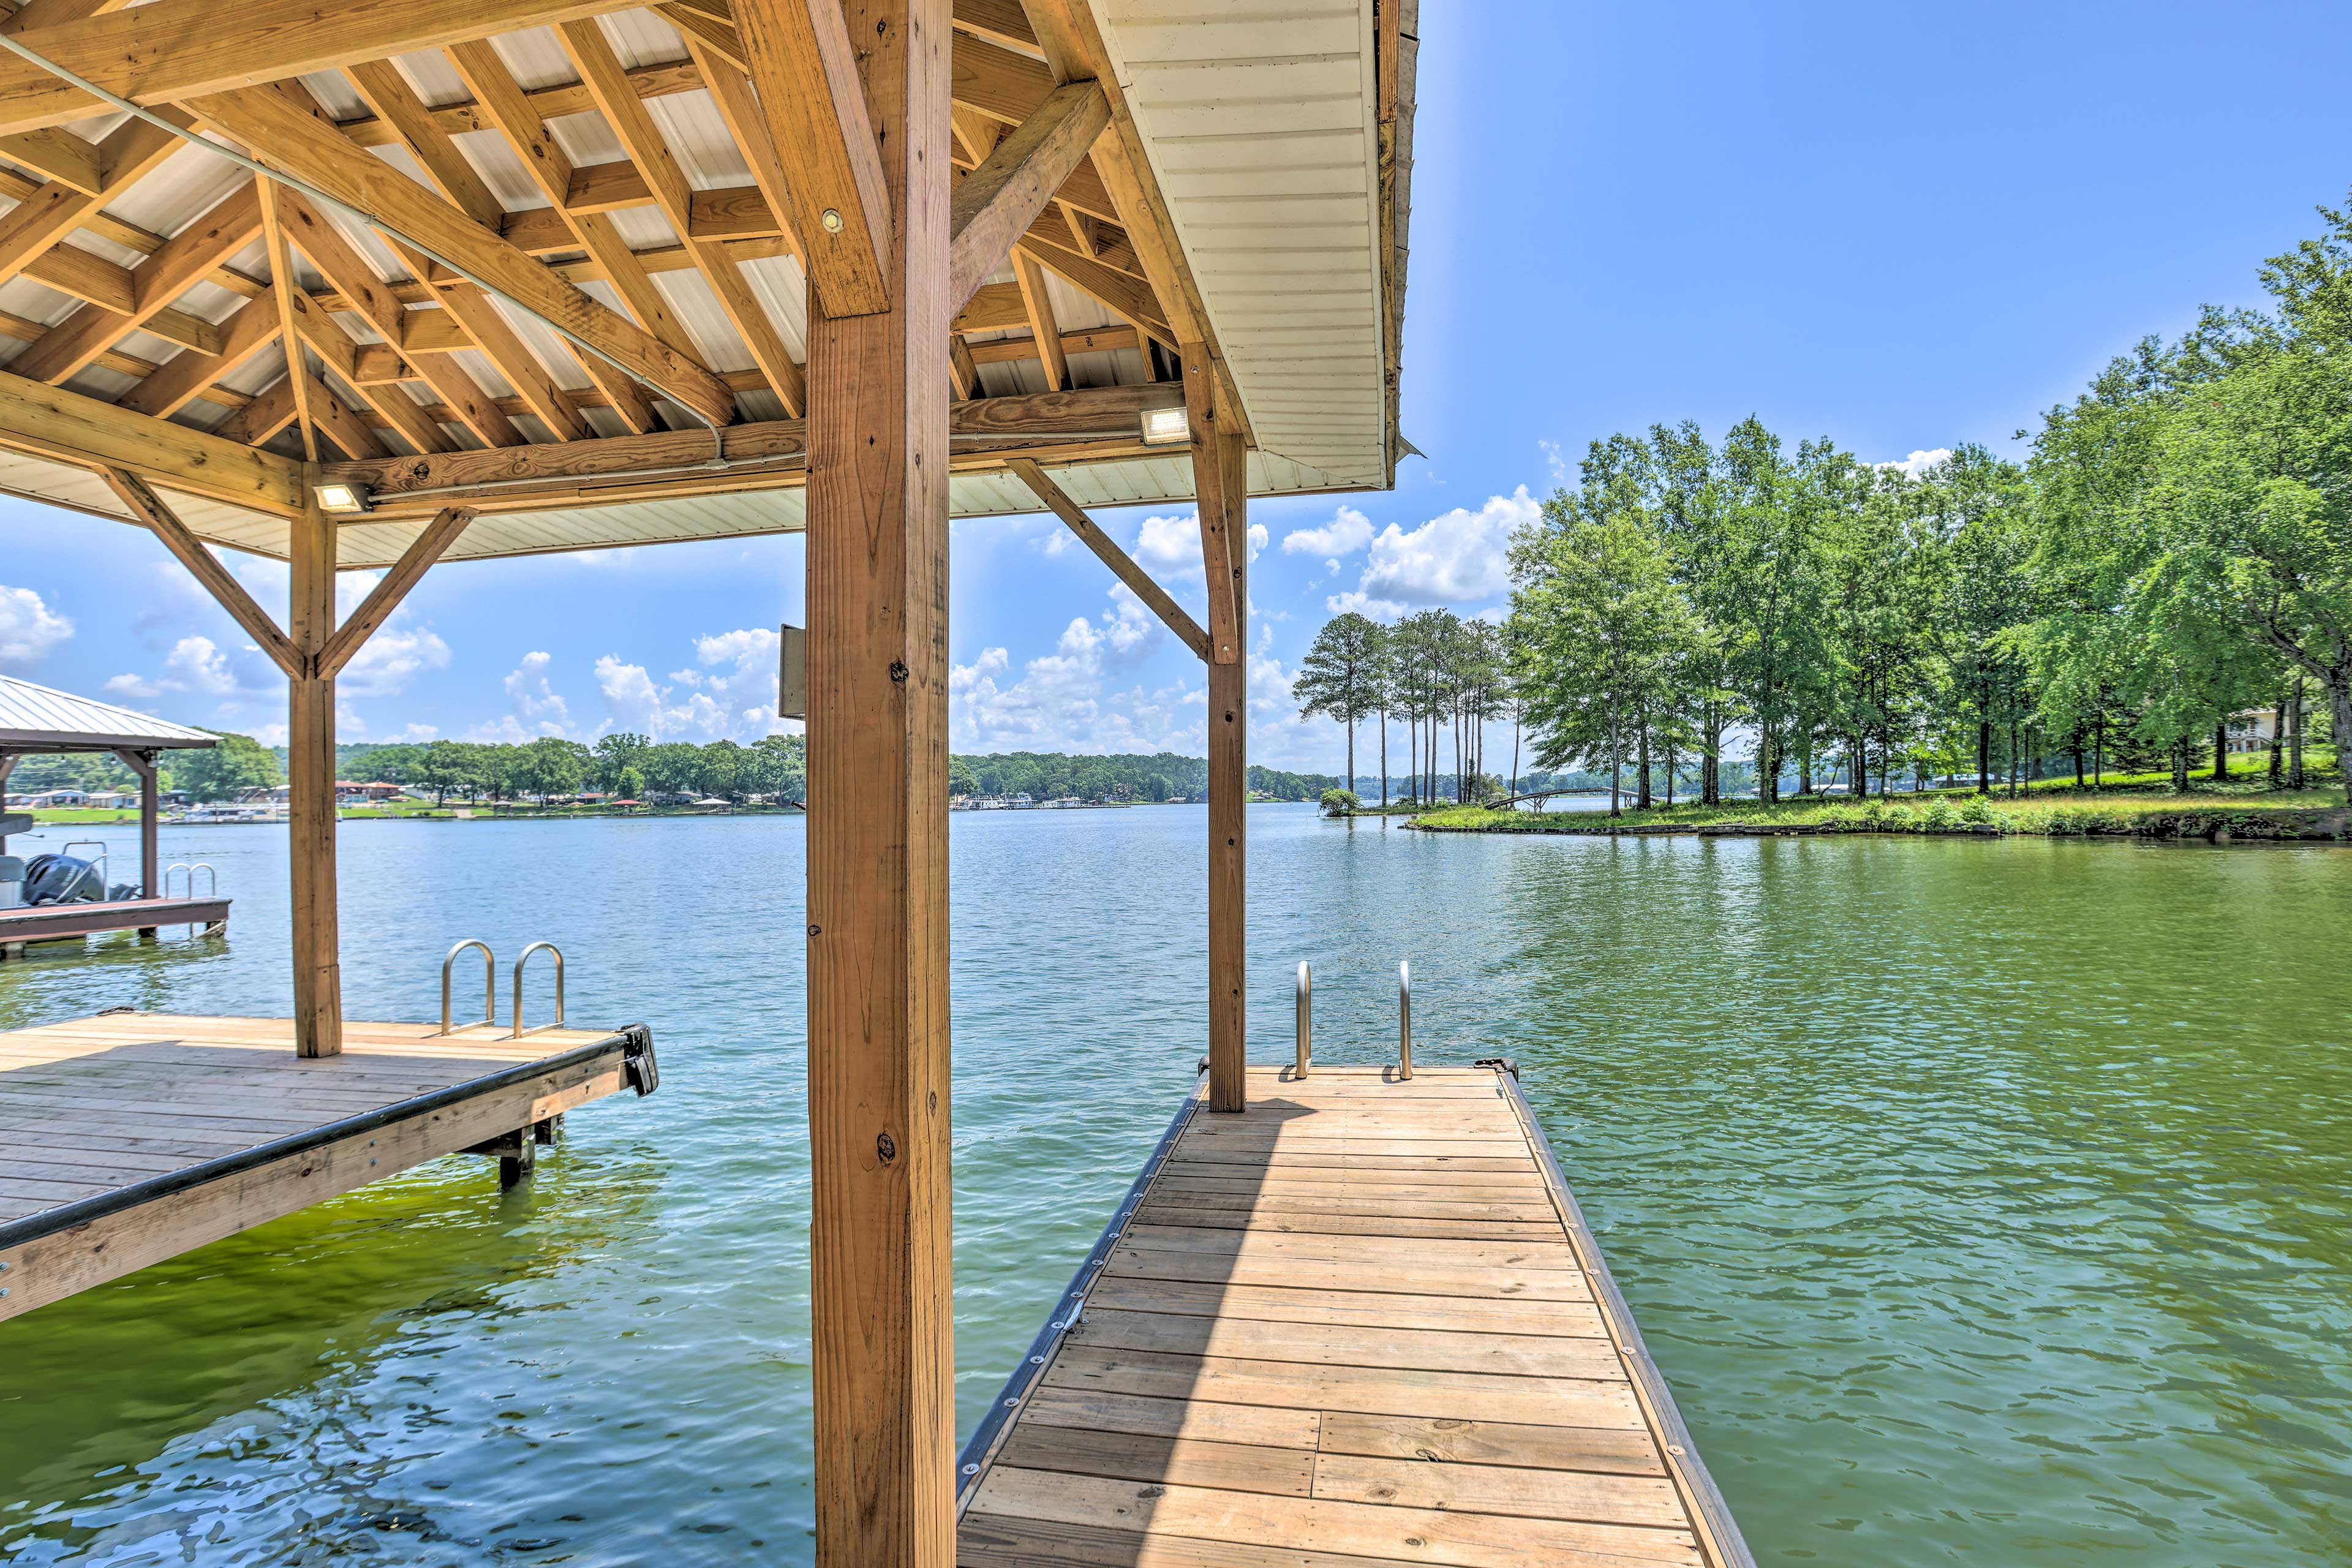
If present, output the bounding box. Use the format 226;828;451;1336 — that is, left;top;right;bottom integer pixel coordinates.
948;81;1107;310
1008;458;1205;659
958;1067;1721;1568
734;0;893;316
287;500;341;1057
802;4;955;1568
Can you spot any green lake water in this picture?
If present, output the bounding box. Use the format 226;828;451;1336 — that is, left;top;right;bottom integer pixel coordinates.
0;808;2345;1565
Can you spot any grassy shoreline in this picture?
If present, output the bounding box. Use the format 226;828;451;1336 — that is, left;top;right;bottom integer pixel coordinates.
1396;767;2347;843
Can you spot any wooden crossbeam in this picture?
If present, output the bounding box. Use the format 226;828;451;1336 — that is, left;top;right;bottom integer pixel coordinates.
317;506;478;677
560;18;805;417
0;109;186;278
0;0;644;135
213;373;300;447
948;80;1107;312
99;467;301;674
115;292;280;418
0;363;302;513
304;371;391;461
1009;456;1207;659
194;84;733;428
733;0;891;316
1009;251;1066;390
0;126;99;194
256;181;319;458
11;181;263;384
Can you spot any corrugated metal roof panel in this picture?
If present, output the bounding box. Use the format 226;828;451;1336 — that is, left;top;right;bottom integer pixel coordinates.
0;674;219;749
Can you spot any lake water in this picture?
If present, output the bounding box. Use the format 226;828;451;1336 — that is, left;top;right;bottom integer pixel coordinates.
1;808;2346;1566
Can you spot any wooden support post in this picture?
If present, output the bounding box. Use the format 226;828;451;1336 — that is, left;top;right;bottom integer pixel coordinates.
0;752;16;856
802;3;955;1568
288;494;342;1057
1189;370;1248;1113
112;746;158;930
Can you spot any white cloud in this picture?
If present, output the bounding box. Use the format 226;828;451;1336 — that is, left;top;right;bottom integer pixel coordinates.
1539;439;1570;486
481;650;571;738
1878;448;1952;480
0;584;72;668
1331;487;1535;615
595;654;736;741
115;635;265;701
339;625;450;699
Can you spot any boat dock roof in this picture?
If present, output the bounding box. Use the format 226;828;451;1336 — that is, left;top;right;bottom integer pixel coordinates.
0;1011;657;1322
957;1063;1754;1568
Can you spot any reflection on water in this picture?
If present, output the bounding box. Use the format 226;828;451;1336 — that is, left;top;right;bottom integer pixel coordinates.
1;813;2346;1566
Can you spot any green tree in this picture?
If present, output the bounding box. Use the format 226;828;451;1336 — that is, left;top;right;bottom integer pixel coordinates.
175;730;282;802
1294;611;1385;794
590;732;651;793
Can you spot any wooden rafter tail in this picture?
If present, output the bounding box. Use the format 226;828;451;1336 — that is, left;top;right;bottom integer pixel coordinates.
947;80;1109;311
731;0;890;316
99;467;301;674
317;506;478;676
192;83;735;428
0;0;649;136
1008;456;1207;660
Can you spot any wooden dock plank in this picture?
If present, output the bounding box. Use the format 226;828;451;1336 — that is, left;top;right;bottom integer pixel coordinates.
0;1011;650;1321
957;1064;1750;1568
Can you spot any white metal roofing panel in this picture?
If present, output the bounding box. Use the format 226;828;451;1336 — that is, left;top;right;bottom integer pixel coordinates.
1092;0;1389;489
0;674;219;748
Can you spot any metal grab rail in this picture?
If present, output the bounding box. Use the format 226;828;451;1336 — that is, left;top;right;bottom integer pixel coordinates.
1398;960;1413;1080
511;942;565;1038
441;940;496;1034
162;862;218;900
1295;962;1311;1078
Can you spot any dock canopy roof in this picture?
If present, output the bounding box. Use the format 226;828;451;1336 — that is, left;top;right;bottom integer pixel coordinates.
0;674;219;752
0;0;1417;567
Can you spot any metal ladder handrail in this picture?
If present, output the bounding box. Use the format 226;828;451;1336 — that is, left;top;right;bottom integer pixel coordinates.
162;862;218;900
511;941;565;1038
440;939;496;1035
1295;962;1311;1078
1398;959;1413;1080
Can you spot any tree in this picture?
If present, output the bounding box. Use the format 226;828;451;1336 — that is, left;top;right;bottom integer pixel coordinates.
1294;611;1385;794
510;736;588;801
1512;499;1702;816
175;730;282;802
590;732;651;794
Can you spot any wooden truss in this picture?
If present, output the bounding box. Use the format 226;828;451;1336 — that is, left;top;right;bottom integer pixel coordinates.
0;0;1248;511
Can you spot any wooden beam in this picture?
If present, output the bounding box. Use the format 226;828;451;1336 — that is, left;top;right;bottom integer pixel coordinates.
965;321;1131;366
300;302;454;454
0;108;187;279
438;282;592;440
0;0;644;135
733;0;892;317
287;496;341;1057
1008;456;1206;658
342;59;505;229
804;2;955;1566
211;371;300;446
257;183;318;458
317;506;477;677
1009;249;1065;389
560;19;805;418
10;180;263;384
0;364;303;514
115;291;279;417
1193;416;1248;1115
303;371;390;461
97;467;299;674
0;126;99;194
439;40;680;432
321;381;1180;509
1184;343;1242;666
194;85;735;427
947;81;1106;311
340;58;704;152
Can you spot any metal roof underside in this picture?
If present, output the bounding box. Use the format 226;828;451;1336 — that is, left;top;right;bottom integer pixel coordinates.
0;674;221;750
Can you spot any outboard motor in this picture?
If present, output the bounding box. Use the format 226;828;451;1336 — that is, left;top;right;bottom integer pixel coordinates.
22;853;105;905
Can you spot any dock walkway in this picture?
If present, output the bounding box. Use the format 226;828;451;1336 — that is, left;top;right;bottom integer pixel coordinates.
0;1012;655;1322
958;1063;1752;1568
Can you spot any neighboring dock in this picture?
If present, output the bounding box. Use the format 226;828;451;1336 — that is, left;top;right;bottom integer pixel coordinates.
0;1012;657;1322
958;1063;1752;1568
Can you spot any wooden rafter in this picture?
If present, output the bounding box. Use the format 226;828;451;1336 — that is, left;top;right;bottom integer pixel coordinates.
1183;343;1241;665
0;108;187;279
115;291;280;418
303;371;391;461
256;183;318;459
1008;252;1068;390
1009;456;1207;658
266;187;454;455
947;81;1107;312
317;506;478;676
97;467;300;673
0;0;644;135
559;18;805;417
732;0;890;316
11;180;262;385
213;374;300;447
193;83;734;427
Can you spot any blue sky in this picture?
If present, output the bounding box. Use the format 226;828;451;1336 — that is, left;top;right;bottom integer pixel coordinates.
4;2;2350;772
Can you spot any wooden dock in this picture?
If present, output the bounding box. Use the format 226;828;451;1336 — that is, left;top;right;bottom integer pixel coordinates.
0;1012;657;1322
957;1063;1753;1568
0;893;229;952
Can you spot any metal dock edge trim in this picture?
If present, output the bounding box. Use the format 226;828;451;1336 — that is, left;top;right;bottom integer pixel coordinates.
954;1063;1208;1510
1488;1063;1760;1568
0;1021;658;1253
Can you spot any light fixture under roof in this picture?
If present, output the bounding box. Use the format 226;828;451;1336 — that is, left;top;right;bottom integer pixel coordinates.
1139;405;1189;446
312;481;372;515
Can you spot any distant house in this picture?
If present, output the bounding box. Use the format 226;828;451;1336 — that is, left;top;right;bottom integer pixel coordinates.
336;780;405;801
2226;709;2280;754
